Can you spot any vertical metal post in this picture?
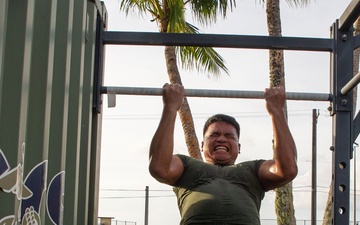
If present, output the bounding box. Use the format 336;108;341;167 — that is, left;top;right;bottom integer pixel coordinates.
330;20;354;225
354;143;358;225
144;186;149;225
93;3;105;114
311;109;318;225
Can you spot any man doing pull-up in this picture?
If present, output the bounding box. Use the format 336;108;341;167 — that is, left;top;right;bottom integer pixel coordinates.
149;83;298;225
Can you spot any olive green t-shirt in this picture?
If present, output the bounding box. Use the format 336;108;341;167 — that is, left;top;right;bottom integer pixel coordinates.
173;154;266;225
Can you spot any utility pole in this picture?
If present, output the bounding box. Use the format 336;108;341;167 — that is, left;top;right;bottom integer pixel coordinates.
311;109;319;225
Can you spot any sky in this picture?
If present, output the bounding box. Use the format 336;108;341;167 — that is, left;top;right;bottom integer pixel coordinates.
97;0;359;224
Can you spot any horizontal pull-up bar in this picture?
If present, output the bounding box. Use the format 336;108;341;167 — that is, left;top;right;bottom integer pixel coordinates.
101;86;332;102
341;72;360;95
339;0;360;30
103;31;334;52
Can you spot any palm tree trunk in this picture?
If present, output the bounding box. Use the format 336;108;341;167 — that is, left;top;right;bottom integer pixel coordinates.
159;3;202;161
266;0;296;224
322;16;360;225
266;0;285;88
322;184;332;225
164;46;203;160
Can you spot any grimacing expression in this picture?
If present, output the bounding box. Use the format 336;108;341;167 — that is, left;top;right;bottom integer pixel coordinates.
201;121;240;166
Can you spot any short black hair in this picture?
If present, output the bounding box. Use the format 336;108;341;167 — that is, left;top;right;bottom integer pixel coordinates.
203;114;240;138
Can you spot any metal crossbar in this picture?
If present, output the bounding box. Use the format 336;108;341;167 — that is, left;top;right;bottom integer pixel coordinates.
101;86;332;102
341;72;360;95
103;31;334;52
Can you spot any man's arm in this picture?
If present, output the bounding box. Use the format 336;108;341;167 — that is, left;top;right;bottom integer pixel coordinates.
258;86;298;191
149;83;184;185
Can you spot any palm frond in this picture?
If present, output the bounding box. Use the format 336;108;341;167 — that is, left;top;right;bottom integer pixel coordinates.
176;45;229;77
182;22;200;34
119;0;229;78
188;0;236;26
119;0;163;18
285;0;312;8
119;0;145;16
172;22;228;77
168;1;187;32
256;0;311;8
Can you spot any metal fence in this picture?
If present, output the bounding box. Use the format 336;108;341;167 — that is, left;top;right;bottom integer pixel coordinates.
111;221;136;225
261;219;360;225
98;219;136;225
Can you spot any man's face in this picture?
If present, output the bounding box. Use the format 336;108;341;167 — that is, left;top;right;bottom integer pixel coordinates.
202;121;240;166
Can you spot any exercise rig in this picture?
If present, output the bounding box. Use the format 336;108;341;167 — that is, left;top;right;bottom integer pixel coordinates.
94;1;360;224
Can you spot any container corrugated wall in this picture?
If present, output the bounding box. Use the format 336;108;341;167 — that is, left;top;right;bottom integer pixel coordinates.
0;0;106;224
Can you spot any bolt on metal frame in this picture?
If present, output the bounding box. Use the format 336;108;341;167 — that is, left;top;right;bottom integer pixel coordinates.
94;1;360;224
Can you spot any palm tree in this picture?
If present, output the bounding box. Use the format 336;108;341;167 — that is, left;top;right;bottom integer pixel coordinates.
266;1;295;224
119;0;234;160
263;0;310;224
322;16;360;225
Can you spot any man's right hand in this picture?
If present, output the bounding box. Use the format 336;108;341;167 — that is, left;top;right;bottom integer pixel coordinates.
162;83;185;111
149;83;185;185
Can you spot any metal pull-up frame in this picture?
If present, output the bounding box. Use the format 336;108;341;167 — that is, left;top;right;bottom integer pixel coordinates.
94;1;360;224
101;86;332;108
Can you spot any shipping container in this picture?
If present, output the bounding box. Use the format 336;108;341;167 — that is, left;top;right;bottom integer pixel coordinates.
0;0;106;224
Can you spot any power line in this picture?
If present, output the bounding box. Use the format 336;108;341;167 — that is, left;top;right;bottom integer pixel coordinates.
103;109;331;120
100;185;360;192
100;195;175;199
99;192;360;199
100;188;173;192
99;186;360;199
